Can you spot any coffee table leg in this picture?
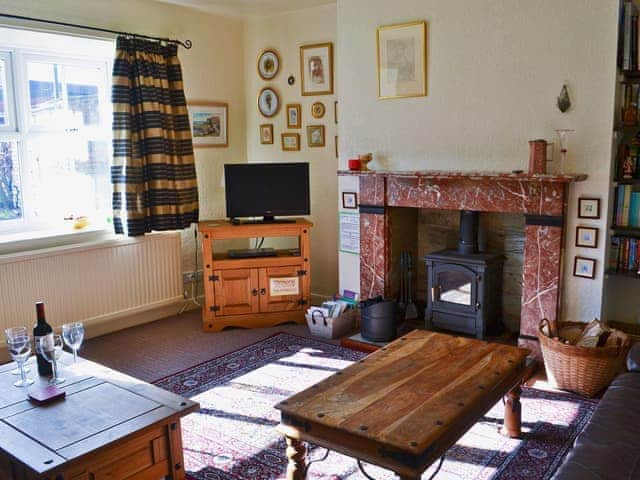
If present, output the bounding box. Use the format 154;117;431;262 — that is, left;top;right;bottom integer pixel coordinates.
503;385;522;438
285;436;307;480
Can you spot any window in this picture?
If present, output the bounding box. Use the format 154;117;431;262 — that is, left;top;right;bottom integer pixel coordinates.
0;28;113;241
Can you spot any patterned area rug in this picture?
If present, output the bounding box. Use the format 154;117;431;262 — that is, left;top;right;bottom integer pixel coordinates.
154;333;597;480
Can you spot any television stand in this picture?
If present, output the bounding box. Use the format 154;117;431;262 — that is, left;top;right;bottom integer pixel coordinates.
198;218;313;332
230;217;297;225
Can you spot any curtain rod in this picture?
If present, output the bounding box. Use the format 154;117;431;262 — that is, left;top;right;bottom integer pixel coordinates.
0;12;193;49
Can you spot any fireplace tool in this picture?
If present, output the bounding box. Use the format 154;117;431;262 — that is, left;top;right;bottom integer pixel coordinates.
398;251;406;313
405;253;418;320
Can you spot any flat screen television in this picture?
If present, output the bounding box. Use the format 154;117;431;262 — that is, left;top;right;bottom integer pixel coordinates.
224;162;310;223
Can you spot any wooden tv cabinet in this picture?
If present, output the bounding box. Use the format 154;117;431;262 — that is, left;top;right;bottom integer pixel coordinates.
198;219;312;332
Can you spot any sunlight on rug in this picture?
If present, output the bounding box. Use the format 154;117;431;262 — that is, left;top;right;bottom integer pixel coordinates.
154;333;596;480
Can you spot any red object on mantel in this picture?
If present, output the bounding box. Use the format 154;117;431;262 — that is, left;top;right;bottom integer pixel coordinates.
348;158;361;171
529;139;548;174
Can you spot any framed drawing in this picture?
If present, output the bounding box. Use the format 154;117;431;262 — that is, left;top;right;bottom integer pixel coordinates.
257;49;280;80
286;103;301;128
307;125;325;147
574;256;596;279
281;133;300;151
311;102;325;119
260;124;273;144
575;226;598;248
188;101;228;148
377;20;427;99
342;192;358;209
257;87;280;117
334;101;338;124
335;135;338;158
300;42;334;96
578;198;600;219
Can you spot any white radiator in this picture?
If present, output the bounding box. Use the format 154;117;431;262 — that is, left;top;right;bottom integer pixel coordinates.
0;233;183;332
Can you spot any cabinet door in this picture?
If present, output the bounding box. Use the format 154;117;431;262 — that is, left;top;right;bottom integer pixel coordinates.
213;269;260;316
259;266;303;313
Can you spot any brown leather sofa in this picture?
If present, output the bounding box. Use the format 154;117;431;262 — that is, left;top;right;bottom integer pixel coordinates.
551;343;640;480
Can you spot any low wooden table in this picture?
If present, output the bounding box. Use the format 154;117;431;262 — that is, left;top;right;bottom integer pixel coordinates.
0;353;198;479
276;330;529;480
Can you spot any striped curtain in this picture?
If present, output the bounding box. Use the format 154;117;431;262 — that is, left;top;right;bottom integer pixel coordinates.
111;36;198;236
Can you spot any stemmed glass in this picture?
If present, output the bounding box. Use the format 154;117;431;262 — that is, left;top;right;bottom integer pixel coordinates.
555;129;575;174
5;327;31;376
6;329;34;387
37;334;65;385
62;322;84;362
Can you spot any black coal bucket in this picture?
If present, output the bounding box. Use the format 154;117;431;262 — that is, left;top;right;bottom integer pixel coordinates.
360;298;398;342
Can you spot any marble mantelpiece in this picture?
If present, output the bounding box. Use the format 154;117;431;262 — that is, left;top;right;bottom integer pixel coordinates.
338;170;587;354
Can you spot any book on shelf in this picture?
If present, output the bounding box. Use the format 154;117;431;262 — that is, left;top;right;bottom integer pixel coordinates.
610;236;640;274
621;0;640;72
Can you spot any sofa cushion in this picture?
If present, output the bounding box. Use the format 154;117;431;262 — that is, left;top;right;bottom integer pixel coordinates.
552;373;640;480
628;343;640;372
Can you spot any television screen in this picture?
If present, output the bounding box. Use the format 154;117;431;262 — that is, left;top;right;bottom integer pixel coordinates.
224;163;310;221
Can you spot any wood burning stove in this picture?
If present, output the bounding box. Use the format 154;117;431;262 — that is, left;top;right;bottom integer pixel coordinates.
424;211;504;339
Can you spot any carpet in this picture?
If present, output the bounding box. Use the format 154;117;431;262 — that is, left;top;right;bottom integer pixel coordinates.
154;332;597;480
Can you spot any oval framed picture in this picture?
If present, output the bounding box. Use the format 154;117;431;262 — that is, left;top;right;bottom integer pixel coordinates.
311;102;325;119
257;49;280;80
257;87;280;117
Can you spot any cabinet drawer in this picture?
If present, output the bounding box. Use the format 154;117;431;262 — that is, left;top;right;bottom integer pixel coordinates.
259;266;304;313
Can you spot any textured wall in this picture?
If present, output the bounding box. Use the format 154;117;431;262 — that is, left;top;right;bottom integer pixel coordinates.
337;0;619;323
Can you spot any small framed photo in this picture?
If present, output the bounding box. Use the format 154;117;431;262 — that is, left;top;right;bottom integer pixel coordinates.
574;256;596;279
257;49;280;80
260;124;273;145
342;192;358;209
286;103;301;129
281;133;300;151
257;87;280;118
335;135;338;159
334;101;338;124
307;125;325;147
576;226;598;248
578;198;601;219
300;42;334;96
188;101;228;148
377;21;427;99
311;102;325;119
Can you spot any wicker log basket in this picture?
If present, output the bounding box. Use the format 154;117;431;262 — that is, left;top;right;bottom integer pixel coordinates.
538;319;631;397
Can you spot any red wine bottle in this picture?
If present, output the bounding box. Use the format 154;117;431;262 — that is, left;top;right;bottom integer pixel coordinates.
33;302;53;376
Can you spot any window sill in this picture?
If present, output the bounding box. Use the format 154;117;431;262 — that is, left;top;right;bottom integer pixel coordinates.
0;225;117;257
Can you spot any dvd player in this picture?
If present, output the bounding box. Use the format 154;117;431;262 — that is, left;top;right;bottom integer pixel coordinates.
228;248;277;258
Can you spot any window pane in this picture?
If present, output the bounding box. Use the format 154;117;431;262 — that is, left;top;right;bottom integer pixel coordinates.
0;141;22;221
26;135;109;224
28;61;104;128
0;59;7;126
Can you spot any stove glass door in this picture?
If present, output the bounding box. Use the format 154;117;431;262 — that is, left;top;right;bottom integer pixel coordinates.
432;263;476;313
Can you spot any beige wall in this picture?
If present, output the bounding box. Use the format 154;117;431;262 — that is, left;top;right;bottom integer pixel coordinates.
0;0;247;280
244;4;338;300
337;0;619;323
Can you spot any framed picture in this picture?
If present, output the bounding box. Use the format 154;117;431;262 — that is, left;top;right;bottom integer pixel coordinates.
342;192;358;209
257;87;280;118
307;125;325;147
334;101;338;124
377;20;427;99
260;124;273;145
188;101;228;148
257;49;280;80
335;135;338;158
286;103;301;129
311;102;325;119
574;256;596;279
578;198;601;219
281;133;300;151
300;42;334;96
576;226;598;248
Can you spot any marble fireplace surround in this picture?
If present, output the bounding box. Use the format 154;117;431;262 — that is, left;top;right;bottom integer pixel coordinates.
338;170;587;354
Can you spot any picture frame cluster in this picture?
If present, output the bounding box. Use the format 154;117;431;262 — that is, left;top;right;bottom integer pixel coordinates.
573;198;601;280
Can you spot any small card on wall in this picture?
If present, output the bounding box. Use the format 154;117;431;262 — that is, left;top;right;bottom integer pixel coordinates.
339;212;360;254
270;277;299;296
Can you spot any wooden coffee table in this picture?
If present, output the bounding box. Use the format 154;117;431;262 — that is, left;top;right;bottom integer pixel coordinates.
276;330;529;480
0;353;198;479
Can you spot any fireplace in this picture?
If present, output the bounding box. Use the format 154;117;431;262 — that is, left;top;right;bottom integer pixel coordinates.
340;170;587;357
424;211;504;339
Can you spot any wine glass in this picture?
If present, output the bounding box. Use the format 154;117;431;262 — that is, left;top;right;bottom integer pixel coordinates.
554;129;575;174
37;334;65;385
62;322;84;362
5;327;31;375
7;333;34;387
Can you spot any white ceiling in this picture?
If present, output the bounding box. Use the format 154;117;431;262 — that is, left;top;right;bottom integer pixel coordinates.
156;0;336;17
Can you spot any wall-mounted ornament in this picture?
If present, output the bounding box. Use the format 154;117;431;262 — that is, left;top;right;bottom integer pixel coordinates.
557;84;571;113
311;102;325;119
288;75;295;86
257;49;280;80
